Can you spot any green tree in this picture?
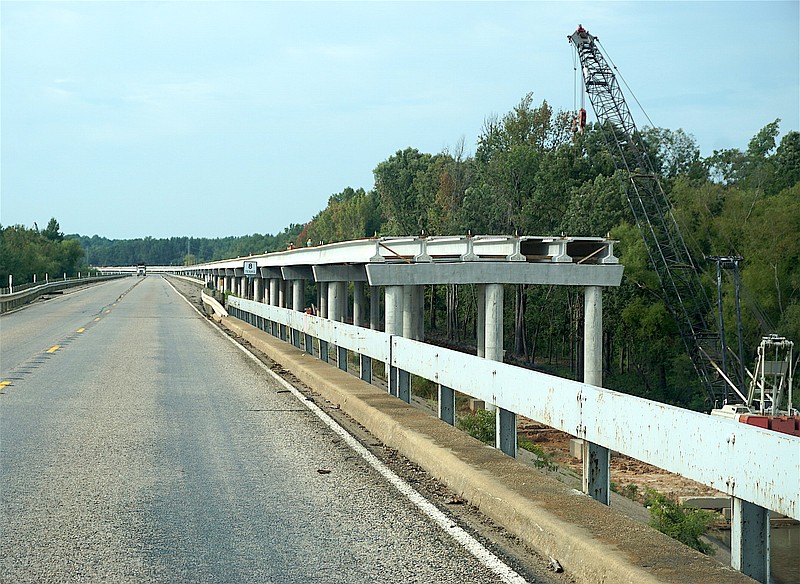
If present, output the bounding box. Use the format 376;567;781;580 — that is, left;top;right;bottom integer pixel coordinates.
374;148;436;235
42;218;64;242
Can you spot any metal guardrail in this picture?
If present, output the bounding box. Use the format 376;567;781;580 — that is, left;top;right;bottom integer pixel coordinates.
227;295;799;521
0;275;127;313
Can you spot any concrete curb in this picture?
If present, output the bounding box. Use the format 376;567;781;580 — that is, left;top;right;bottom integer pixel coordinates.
219;314;753;584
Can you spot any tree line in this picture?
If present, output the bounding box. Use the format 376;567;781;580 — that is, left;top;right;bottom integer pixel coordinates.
0;219;84;287
73;225;304;268
302;94;799;410
2;92;797;410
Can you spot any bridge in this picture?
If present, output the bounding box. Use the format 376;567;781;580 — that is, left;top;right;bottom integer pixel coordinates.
4;235;798;583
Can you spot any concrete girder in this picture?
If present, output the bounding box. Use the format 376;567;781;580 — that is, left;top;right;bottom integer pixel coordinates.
365;263;624;287
313;265;367;282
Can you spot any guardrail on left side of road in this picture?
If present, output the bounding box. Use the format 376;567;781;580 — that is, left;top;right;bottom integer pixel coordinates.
0;275;128;313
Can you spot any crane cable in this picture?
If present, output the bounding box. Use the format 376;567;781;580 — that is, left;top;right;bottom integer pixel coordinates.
594;36;778;339
596;38;656;130
572;47;585;134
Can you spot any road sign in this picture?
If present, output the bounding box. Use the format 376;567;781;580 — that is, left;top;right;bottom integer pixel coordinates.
243;261;257;276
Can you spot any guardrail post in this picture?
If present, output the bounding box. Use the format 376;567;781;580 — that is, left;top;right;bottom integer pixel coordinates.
360;354;372;384
496;408;516;456
582;285;610;505
731;498;770;583
438;385;455;425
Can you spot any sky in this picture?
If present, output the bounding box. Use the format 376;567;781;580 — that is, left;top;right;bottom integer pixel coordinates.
2;1;798;240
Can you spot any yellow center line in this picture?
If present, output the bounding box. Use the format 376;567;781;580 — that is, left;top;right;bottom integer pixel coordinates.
94;317;101;322
46;345;60;353
77;327;86;333
0;381;11;389
105;310;111;314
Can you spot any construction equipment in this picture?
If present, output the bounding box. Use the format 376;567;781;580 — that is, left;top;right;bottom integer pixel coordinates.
712;335;798;436
568;25;732;407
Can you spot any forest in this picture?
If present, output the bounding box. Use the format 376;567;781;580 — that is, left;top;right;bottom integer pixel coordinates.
300;95;799;411
0;219;84;287
1;93;797;410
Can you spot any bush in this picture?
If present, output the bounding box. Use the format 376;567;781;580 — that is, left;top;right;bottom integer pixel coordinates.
643;488;716;555
456;409;495;444
518;436;558;470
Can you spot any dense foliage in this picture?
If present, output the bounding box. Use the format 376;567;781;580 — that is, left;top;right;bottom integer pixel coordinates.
0;219;85;286
304;94;799;410
73;224;304;267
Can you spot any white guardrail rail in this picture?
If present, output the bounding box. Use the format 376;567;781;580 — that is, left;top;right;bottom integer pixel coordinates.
227;295;800;521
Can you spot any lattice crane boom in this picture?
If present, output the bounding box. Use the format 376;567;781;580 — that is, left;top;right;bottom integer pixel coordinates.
568;26;731;406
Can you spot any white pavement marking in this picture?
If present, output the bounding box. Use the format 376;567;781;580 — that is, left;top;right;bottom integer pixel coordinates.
164;278;529;584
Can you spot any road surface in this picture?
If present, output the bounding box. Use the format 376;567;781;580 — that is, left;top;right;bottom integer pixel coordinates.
1;277;559;583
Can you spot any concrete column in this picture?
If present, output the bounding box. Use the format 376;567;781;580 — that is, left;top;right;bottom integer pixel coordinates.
485;284;503;361
370;286;381;330
353;281;365;327
584;286;603;387
731;498;770;583
319;284;328;319
278;279;286;308
293;280;305;312
582;285;610;506
486;283;514;456
413;285;425;341
384;285;403;397
384;286;403;336
477;285;486;358
328;282;341;321
329;282;347;370
224;276;232;294
269;278;279;306
340;282;348;324
402;286;414;339
398;286;412;402
253;277;263;303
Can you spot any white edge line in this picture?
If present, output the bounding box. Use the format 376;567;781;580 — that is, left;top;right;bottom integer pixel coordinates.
163;276;529;584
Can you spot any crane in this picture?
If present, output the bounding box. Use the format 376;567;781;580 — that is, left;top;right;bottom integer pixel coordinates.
567;25;740;408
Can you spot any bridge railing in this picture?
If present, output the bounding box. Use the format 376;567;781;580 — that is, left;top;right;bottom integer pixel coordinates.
0;275;127;313
227;295;799;522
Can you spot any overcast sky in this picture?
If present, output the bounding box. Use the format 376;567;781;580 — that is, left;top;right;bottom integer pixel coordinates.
2;1;798;240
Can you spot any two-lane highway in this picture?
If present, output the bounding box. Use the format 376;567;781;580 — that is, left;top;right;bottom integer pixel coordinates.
1;277;536;583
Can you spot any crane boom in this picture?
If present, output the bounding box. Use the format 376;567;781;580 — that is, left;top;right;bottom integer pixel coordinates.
568;26;731;407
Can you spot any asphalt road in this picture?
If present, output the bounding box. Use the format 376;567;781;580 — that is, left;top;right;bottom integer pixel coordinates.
0;276;538;583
